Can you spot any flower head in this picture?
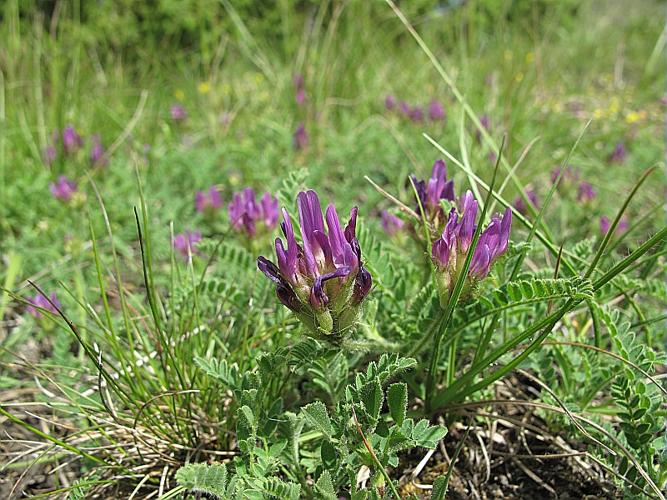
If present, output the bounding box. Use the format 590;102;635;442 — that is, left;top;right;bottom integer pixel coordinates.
257;190;371;339
513;188;539;215
90;134;108;167
550;165;579;186
293;123;309;150
410;159;455;226
476;115;491;142
43;145;57;166
170;104;188;122
409;106;424;123
609;142;627;164
62;126;84;154
577;181;596;203
428;100;445;121
50;176;77;202
27;292;61;318
432;191;511;306
600;216;629;236
398;101;411;116
380;210;405;236
195;186;223;214
228;188;279;237
385;95;397;111
172;230;202;259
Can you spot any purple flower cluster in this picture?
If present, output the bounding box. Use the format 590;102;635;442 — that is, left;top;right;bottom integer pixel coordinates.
170;104;188;122
513;188;539;215
600;216;629;236
384;95;446;123
577;181;596;203
410;159;455;225
294;74;306;106
195;186;223;214
257;190;371;338
173;230;202;259
380;210;405;236
475;115;492;142
27;292;61;318
432;191;511;306
43;125;107;168
50;175;78;202
609;142;627;164
293;123;309;151
550;165;579;187
228;188;279;237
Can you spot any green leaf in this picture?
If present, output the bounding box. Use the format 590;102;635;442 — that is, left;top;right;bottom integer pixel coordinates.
175;463;228;499
315;470;337;500
411;419;447;449
360;378;383;430
302;401;334;439
387;383;408;426
431;476;448;500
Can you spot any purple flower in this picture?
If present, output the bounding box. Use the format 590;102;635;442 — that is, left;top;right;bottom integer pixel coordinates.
398;101;411;116
409;106;424;123
296;88;306;106
476;115;491;142
293;122;309;150
550;165;579;187
195;186;223;214
228;188;279;237
257;190;371;338
172;230;202;259
609;142;627;164
428;100;445;121
170;104;188;122
27;292;61;318
432;191;512;305
600;216;629;236
90;135;108;167
577;182;596;203
50;175;77;202
513;188;539;215
293;74;304;90
385;95;397;111
62;126;84;154
410;159;455;224
43;145;57;166
380;210;405;236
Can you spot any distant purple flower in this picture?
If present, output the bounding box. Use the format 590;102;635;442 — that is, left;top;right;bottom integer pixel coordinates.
90;135;108;167
293;74;304;90
43;145;57;166
600;216;629;236
398;101;411;116
385;95;397;111
293;122;309;150
476;115;491;142
410;159;455;225
432;191;512;305
609;142;627;164
551;166;579;186
62;126;84;154
380;210;405;236
170;104;188;122
195;186;223;214
513;188;539;215
228;188;279;237
172;230;202;259
296;88;306;106
577;182;596;203
27;292;61;318
50;175;77;202
409;106;424;123
428;100;445;121
257;190;371;337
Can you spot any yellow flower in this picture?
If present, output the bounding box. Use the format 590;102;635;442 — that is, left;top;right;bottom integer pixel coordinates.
608;96;620;114
515;72;524;83
525;51;534;64
593;109;605;119
625;110;645;124
174;89;185;101
197;82;211;94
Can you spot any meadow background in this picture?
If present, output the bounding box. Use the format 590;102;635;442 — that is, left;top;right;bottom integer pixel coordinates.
1;0;666;498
